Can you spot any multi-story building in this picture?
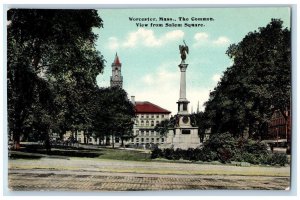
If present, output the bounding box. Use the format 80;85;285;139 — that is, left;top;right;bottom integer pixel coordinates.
129;97;171;148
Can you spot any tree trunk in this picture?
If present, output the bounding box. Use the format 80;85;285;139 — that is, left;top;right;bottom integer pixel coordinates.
121;138;124;148
45;129;51;153
112;132;115;149
12;131;20;150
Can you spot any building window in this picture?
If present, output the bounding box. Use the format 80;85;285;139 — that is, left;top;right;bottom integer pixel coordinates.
146;115;149;118
156;115;159;118
141;131;144;136
141;120;144;126
136;130;139;135
151;138;154;143
156;138;160;142
115;137;120;143
146;138;149;142
161;138;164;142
131;138;134;142
135;120;138;125
151;131;154;136
151;115;154;118
136;138;139;142
146;121;149;126
141;138;144;142
146;130;149;136
151;121;154;126
156;121;159;125
162;115;164;118
141;115;144;118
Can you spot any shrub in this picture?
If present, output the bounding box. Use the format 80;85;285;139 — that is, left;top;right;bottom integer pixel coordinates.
200;147;217;162
193;148;204;161
174;148;183;160
163;148;176;160
241;152;260;164
150;134;288;166
151;148;163;159
265;153;288;166
217;147;234;163
183;148;194;160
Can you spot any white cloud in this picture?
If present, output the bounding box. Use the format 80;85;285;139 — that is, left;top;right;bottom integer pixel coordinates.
123;28;159;47
194;32;209;41
108;28;184;50
164;30;185;41
212;36;230;45
142;74;154;85
193;32;209;47
107;37;120;51
193;33;230;48
212;74;221;83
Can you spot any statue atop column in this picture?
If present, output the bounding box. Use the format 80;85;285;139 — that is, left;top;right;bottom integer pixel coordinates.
179;40;189;64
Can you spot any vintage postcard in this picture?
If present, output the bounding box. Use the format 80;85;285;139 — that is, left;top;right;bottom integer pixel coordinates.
7;7;291;192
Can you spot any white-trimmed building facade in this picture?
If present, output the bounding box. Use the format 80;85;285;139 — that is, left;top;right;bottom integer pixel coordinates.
128;100;171;148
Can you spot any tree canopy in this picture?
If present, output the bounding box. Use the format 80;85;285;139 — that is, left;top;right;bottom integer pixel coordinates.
203;19;291;139
7;9;105;148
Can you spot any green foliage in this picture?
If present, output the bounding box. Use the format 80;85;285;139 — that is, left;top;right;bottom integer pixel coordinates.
154;119;173;137
151;148;163;159
163;148;176;160
262;153;288;166
151;132;288;166
203;19;291;139
89;87;135;147
7;9;104;149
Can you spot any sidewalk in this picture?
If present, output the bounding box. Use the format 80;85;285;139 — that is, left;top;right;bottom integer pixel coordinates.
8;157;291;191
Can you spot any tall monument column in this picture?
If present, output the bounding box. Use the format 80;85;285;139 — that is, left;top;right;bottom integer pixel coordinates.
177;63;190;115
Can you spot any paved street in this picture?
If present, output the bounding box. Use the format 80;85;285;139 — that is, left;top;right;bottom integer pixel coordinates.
8;158;290;191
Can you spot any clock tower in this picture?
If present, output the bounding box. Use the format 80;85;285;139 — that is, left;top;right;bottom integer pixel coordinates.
110;53;123;88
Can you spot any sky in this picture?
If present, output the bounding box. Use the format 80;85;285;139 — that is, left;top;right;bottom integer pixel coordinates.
93;7;290;115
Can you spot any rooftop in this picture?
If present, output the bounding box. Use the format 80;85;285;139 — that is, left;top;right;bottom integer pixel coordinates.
135;101;171;114
113;53;121;66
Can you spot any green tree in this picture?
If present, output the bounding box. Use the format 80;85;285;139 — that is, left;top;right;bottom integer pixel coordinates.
154;116;176;137
7;9;104;149
204;19;291;139
89;87;135;148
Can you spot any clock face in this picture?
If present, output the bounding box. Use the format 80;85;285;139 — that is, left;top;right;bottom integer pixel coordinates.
182;116;189;124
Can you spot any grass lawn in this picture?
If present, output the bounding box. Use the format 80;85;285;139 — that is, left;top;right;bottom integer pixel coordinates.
9;144;151;161
98;148;150;161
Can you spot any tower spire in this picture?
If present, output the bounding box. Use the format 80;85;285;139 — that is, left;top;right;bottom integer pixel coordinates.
114;52;121;65
110;52;123;88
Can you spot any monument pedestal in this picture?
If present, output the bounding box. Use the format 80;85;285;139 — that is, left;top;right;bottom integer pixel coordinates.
166;114;201;149
171;127;200;149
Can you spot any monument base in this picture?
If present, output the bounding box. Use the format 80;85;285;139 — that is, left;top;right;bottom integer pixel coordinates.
166;127;201;149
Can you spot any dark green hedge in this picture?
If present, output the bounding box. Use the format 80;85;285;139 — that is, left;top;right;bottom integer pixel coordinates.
151;133;288;166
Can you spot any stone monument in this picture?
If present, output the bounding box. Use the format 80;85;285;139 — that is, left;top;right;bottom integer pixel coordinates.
166;41;201;149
